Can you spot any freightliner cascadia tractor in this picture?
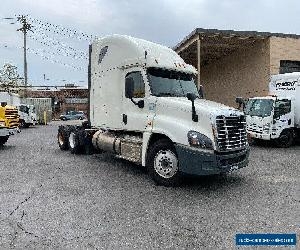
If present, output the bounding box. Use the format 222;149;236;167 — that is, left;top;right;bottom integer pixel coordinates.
57;35;250;186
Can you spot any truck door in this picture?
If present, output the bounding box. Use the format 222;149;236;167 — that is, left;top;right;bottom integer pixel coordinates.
122;69;151;132
274;99;294;128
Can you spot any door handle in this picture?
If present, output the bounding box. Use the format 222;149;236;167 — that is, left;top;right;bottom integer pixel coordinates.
123;114;127;124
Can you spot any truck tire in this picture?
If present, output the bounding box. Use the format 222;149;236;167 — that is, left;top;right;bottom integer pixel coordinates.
68;131;82;154
275;130;294;148
20;120;25;128
82;131;94;155
57;126;69;150
146;139;181;187
0;136;9;146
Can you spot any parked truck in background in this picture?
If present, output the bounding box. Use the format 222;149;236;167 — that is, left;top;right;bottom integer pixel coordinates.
0;92;20;146
57;35;249;186
0;102;12;146
245;72;300;147
0;122;10;146
0;101;20;145
17;104;37;127
0;91;37;128
23;98;52;124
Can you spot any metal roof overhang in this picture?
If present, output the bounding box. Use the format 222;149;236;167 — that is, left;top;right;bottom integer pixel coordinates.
174;28;276;67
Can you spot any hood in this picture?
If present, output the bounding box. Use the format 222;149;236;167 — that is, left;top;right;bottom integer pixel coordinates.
158;97;243;119
153;97;244;148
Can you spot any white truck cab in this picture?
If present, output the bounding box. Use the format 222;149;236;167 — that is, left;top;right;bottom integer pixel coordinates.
17;104;37;128
58;35;249;186
245;72;300;147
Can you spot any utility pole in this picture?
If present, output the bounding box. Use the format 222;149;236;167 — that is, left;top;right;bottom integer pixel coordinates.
16;15;33;88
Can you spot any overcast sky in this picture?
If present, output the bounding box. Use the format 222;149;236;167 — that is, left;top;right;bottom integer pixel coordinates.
1;0;299;86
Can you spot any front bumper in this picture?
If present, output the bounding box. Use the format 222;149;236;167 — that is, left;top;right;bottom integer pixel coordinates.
247;131;271;140
175;144;250;176
0;128;10;137
8;128;20;135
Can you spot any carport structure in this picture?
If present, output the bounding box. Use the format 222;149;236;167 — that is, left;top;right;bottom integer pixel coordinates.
174;28;300;106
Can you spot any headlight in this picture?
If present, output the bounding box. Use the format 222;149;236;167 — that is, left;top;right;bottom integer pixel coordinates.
0;121;6;127
187;131;213;149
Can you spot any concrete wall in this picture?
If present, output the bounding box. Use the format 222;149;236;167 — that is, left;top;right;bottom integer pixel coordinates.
270;37;300;75
200;40;270;107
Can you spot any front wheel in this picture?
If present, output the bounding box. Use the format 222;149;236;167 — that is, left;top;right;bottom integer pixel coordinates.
0;136;9;146
146;139;181;186
275;130;294;148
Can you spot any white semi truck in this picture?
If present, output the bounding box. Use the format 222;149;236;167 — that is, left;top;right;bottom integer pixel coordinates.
57;35;249;186
245;72;300;147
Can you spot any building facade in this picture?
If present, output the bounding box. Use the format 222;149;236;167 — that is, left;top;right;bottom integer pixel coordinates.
27;87;89;119
174;29;300;107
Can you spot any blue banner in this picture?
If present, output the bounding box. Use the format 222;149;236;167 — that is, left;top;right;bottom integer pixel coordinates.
236;234;297;246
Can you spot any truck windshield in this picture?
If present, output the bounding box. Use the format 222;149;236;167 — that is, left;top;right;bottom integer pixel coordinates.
245;99;274;117
147;68;199;97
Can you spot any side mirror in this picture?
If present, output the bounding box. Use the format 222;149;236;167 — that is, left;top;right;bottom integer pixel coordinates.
186;93;198;122
198;85;204;99
125;77;134;98
186;93;197;102
235;97;245;110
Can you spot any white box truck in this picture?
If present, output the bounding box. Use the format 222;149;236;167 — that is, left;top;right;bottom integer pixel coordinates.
57;35;249;186
22;98;52;124
245;72;300;147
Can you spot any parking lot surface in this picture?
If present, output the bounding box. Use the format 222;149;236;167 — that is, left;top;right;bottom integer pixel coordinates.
0;121;299;249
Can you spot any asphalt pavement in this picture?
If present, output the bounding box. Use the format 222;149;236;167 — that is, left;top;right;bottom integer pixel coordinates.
0;121;299;249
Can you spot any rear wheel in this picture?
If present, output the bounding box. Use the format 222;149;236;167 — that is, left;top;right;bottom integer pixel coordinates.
68;131;82;154
57;126;69;150
275;130;294;148
146;139;181;186
0;136;9;146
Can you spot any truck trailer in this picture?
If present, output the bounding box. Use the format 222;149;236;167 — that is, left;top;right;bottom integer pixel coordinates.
245;72;300;147
57;35;250;186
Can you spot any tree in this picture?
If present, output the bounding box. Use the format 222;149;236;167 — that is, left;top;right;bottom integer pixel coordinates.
0;63;23;91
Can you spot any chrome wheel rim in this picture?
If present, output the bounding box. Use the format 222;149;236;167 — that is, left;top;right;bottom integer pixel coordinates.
69;132;75;149
154;150;178;179
58;133;64;145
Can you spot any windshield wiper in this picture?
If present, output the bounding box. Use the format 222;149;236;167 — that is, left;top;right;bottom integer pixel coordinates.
156;93;179;97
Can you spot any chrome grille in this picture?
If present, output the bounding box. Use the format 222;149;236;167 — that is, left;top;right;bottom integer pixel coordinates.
216;115;247;151
247;124;263;134
5;109;19;119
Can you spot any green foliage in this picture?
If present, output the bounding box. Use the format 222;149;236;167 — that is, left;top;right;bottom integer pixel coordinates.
0;63;24;91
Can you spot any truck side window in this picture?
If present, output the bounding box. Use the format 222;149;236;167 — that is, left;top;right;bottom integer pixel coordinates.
98;46;108;64
274;99;291;118
125;72;145;98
